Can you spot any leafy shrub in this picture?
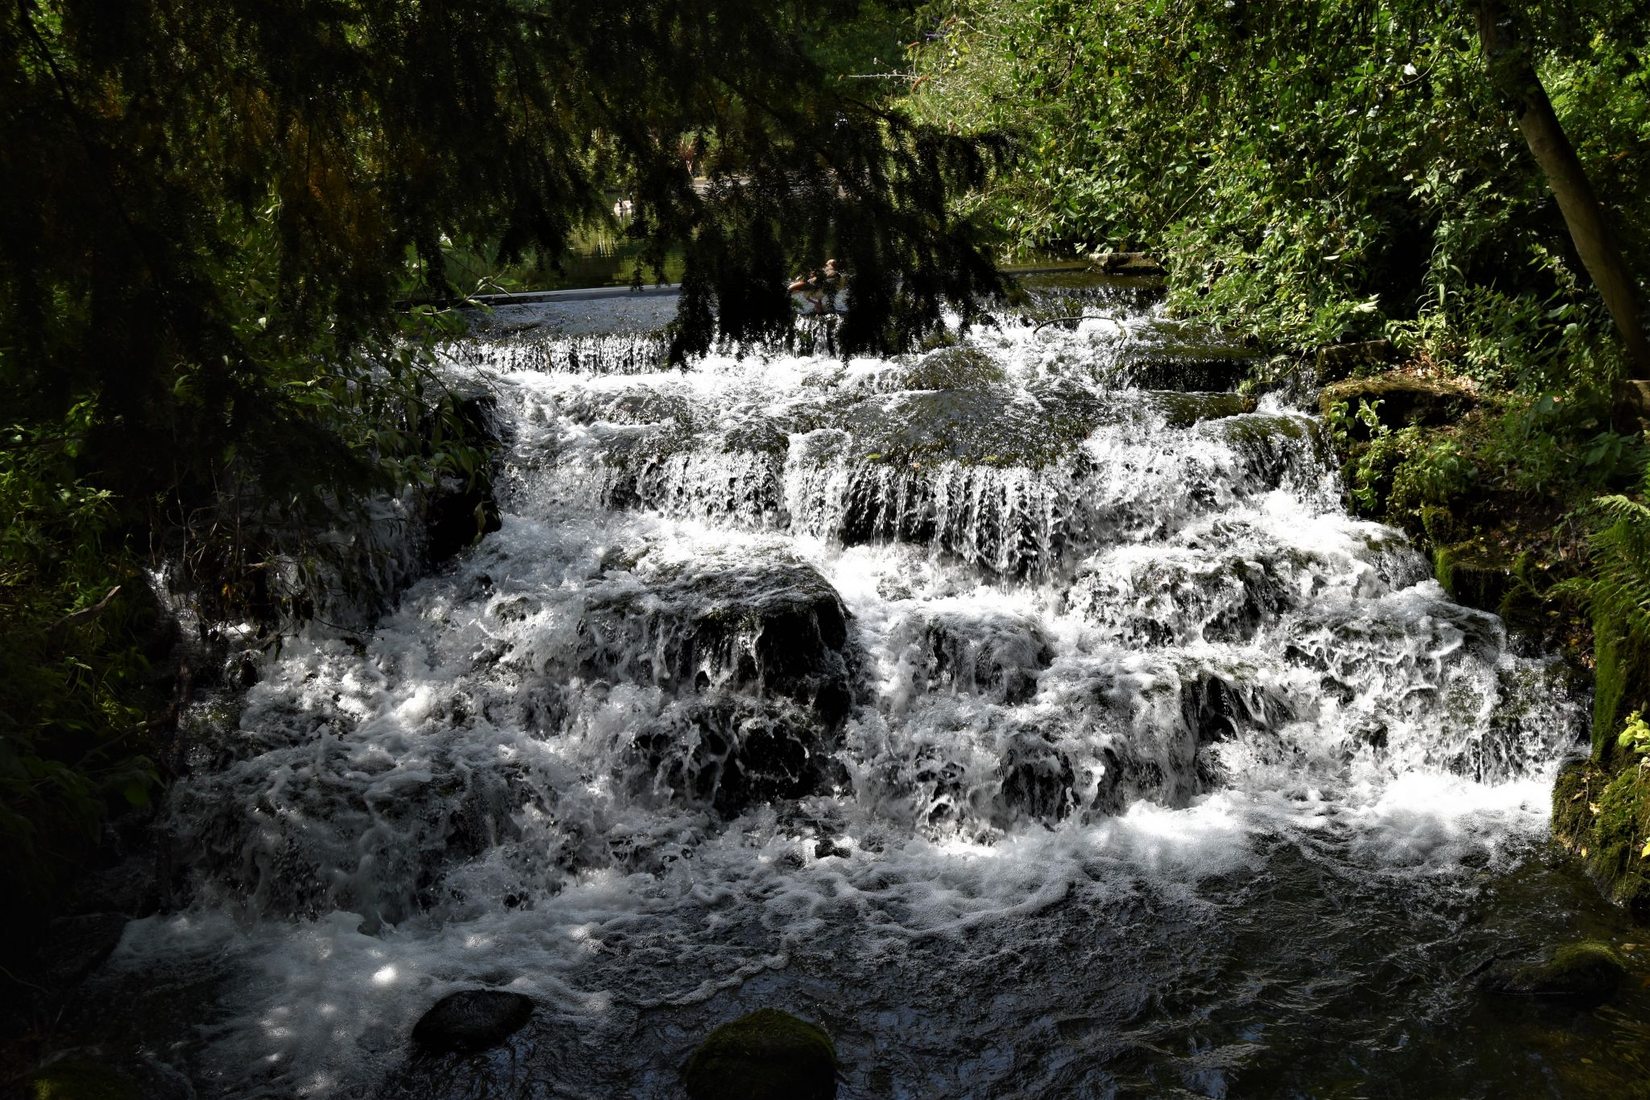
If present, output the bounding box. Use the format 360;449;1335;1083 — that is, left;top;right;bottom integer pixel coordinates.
0;406;161;910
908;0;1648;378
1480;390;1644;497
1558;466;1650;752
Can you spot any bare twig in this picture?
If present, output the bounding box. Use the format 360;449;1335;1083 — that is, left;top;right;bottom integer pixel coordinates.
48;586;122;631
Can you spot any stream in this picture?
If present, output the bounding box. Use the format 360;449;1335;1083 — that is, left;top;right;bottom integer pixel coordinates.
61;280;1650;1098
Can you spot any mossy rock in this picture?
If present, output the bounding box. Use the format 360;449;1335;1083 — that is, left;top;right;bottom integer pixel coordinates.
1094;251;1167;277
684;1008;837;1100
1552;760;1650;919
1483;942;1627;1007
1432;542;1515;614
26;1059;144;1100
1142;390;1257;428
1318;374;1475;440
899;345;1006;391
723;417;791;457
1313;339;1395;383
845;384;1103;469
1419;504;1463;547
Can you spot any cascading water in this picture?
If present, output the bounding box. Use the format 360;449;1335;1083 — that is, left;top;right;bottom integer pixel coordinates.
70;282;1650;1098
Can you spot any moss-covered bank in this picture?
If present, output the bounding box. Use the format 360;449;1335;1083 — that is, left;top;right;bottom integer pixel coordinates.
1553;760;1650;918
1318;365;1650;917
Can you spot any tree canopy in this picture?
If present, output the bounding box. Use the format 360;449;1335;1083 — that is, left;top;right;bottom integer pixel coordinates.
1;0;1000;517
909;0;1650;387
0;0;1000;917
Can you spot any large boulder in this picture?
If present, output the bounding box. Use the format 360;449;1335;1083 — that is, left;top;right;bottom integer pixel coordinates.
579;560;854;723
411;989;535;1053
684;1008;838;1100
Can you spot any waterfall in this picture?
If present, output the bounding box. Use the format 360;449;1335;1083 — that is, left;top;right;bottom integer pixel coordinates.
82;285;1593;1098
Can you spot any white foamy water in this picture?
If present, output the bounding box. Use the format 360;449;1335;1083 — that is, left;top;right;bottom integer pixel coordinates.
89;293;1588;1098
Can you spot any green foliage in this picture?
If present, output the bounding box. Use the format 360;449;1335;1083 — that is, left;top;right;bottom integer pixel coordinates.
0;407;160;908
1478;390;1643;497
1616;709;1650;758
1326;398;1436;517
1556;466;1650;753
0;0;1002;526
908;0;1650;378
1392;436;1474;510
1330;380;1644;532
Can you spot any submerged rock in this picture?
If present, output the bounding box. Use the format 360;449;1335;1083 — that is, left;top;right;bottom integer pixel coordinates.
1482;942;1626;1008
684;1008;837;1100
24;1059;146;1100
897;610;1053;705
1179;667;1294;743
887;344;1007;392
411;989;535;1053
632;697;839;817
996;729;1078;824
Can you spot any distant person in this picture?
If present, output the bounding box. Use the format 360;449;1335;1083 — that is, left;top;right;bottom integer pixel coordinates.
819;258;844;306
788;259;847;315
788;265;828;314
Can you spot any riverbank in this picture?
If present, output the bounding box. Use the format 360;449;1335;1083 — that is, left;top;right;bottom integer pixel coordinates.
1308;353;1650;918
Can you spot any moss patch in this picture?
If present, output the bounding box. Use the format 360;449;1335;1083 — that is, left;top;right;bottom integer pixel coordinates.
1553;759;1650;919
1483;940;1627;1007
684;1008;837;1100
26;1060;143;1100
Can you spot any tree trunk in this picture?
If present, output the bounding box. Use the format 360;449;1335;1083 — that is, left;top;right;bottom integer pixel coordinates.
1474;0;1650;376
